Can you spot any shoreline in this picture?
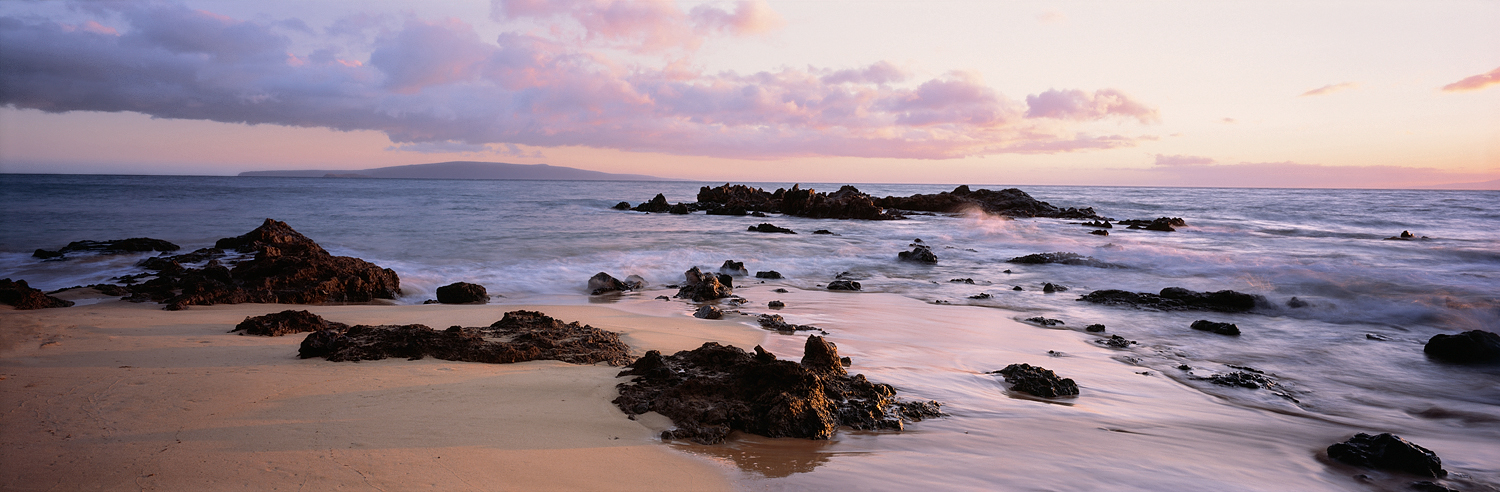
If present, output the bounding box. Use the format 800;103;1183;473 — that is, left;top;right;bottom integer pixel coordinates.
0;294;764;491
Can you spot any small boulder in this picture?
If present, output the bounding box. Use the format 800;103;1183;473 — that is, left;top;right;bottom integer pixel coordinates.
588;272;630;295
757;314;818;333
950;278;975;284
1042;283;1068;293
768;300;785;309
436;282;488;304
668;203;691;214
1026;317;1064;327
0;278;74;309
1090;230;1109;236
1013;286;1024;291
1094;335;1137;348
694;305;724;319
612;201;631;210
1191;320;1241;336
232;310;348;336
1287;297;1309;308
719;260;749;276
898;244;938;263
748;223;796;234
676;267;733;301
754;271;783;279
633;193;672;212
994;363;1079;397
1085;324;1106;333
1423;330;1500;363
827;280;862;291
812;230;836;235
1327;433;1446;478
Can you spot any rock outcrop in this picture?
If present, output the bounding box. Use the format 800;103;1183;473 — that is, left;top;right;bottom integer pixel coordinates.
694;305;724;320
232;310;348;336
897;244;938;263
992;363;1079;397
676;267;733;301
0;278;74;309
1327;433;1446;478
122;219;401;310
748;223;796;234
612;335;943;444
298;310;631;365
719;260;749;276
1119;217;1185;231
589;272;645;295
826;280;862;291
874;185;1100;218
33;237;180;260
1079;287;1263;312
1191;320;1241;336
435;282;488;304
1423;330;1500;363
1007;252;1123;268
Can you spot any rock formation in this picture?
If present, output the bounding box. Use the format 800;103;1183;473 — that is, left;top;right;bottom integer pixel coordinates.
298;310;631;365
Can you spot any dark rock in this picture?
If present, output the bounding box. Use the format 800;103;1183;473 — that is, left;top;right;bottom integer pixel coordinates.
655;295;670;300
32;237;181;260
993;363;1079;397
123;219;401;310
748;223;796;234
1287;297;1309;308
232;310;348;336
812;230;836;235
1090;230;1109;236
139;248;223;270
612;335;943;443
690;183;901;220
751;211;768;217
768;300;785;309
875;185;1099;219
1085;324;1106;333
1191;320;1241;336
676;267;733;301
1205;371;1292;400
1007;252;1123;268
633;193;672;212
1093;335;1137;348
669;203;691;214
588;272;630;295
717;273;734;288
1013;286;1024;291
1083;220;1113;228
1042;283;1068;293
774;288;789;293
612;201;631;210
898;244;938;263
1026;317;1064;327
1367;333;1393;341
969;293;991;300
754;271;783;279
827;280;862;291
1409;481;1458;492
1384;231;1418;240
1327;433;1446;478
299;310;631;366
758;314;819;333
1079;287;1263;312
694;305;724;320
1423;330;1500;363
950;278;975;284
0;278;74;309
1120;217;1185;232
435;282;488;304
719;260;749;276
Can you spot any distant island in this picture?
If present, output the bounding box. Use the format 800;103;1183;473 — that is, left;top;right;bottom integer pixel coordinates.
239;161;674;181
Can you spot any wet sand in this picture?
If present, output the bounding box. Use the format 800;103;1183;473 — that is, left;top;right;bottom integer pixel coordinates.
0;295;762;491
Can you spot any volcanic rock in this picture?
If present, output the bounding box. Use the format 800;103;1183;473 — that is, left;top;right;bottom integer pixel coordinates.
1085;324;1107;333
668;203;691;214
1423;330;1500;363
768;300;785;309
1079;287;1263;312
436;282;488;304
612;335;943;443
676;267;733;302
874;185;1099;219
719;260;749;276
1120;217;1185;231
1026;317;1064;327
1083;220;1112;228
32;237;180;260
1093;335;1137;348
757;314;819;333
755;271;783;279
588;272;629;295
1090;230;1109;236
1287;297;1309;308
1328;433;1446;478
1042;283;1067;293
0;278;74;309
1191;320;1241;336
748;223;796;234
993;363;1079;397
827;280;862;291
969;293;991;299
633;193;672;212
812;230;835;235
298;310;631;365
232;310;348;337
898;244;938;263
612;201;631;210
694;305;724;320
950;278;975;284
1007;252;1123;268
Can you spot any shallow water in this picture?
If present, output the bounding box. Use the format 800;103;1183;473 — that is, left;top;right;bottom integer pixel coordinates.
3;174;1497;490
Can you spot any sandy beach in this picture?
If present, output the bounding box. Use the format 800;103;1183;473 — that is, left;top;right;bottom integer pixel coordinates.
0;292;764;491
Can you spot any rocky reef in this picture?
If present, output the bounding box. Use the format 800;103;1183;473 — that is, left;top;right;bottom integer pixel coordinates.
298;310;631;365
1079;287;1264;312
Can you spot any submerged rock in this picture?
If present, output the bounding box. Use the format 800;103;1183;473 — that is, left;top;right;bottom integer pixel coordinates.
1120;217;1185;231
612;201;631;210
436;282;488;304
874;185;1099;219
1085;324;1107;333
748;223;796;234
719;260;749;276
1423;330;1500;363
298;310;631;365
1093;335;1137;349
950;278;976;284
754;271;783;279
233;310;347;337
898;244;938;263
1327;433;1446;478
1090;229;1110;236
1007;252;1122;268
32;237;180;260
588;272;630;295
1191;320;1241;336
676;267;733;302
1287;297;1309;308
827;280;862;291
612;335;943;444
1079;287;1263;312
768;300;785;309
993;363;1079;397
121;219;400;310
1026;317;1064;327
1042;283;1067;293
757;314;819;333
0;278;74;309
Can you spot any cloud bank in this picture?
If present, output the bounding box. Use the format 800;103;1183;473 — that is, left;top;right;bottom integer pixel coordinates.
1441;66;1500;93
0;1;1157;160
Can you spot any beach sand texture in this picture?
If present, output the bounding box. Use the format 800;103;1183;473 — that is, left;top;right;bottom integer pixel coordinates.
0;296;763;491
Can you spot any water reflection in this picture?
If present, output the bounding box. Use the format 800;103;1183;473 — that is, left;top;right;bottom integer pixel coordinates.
672;432;855;478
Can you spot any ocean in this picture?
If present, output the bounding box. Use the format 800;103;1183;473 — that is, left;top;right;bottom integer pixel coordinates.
2;173;1497;490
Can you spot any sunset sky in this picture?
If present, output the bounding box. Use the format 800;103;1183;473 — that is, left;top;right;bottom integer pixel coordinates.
1;0;1497;188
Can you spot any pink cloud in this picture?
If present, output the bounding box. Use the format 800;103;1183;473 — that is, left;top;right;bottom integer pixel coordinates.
1153;154;1215;166
0;1;1158;160
1441;66;1500;92
1299;82;1358;97
1025;88;1159;123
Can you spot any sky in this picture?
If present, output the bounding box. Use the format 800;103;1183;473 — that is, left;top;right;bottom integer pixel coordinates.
1;0;1497;188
